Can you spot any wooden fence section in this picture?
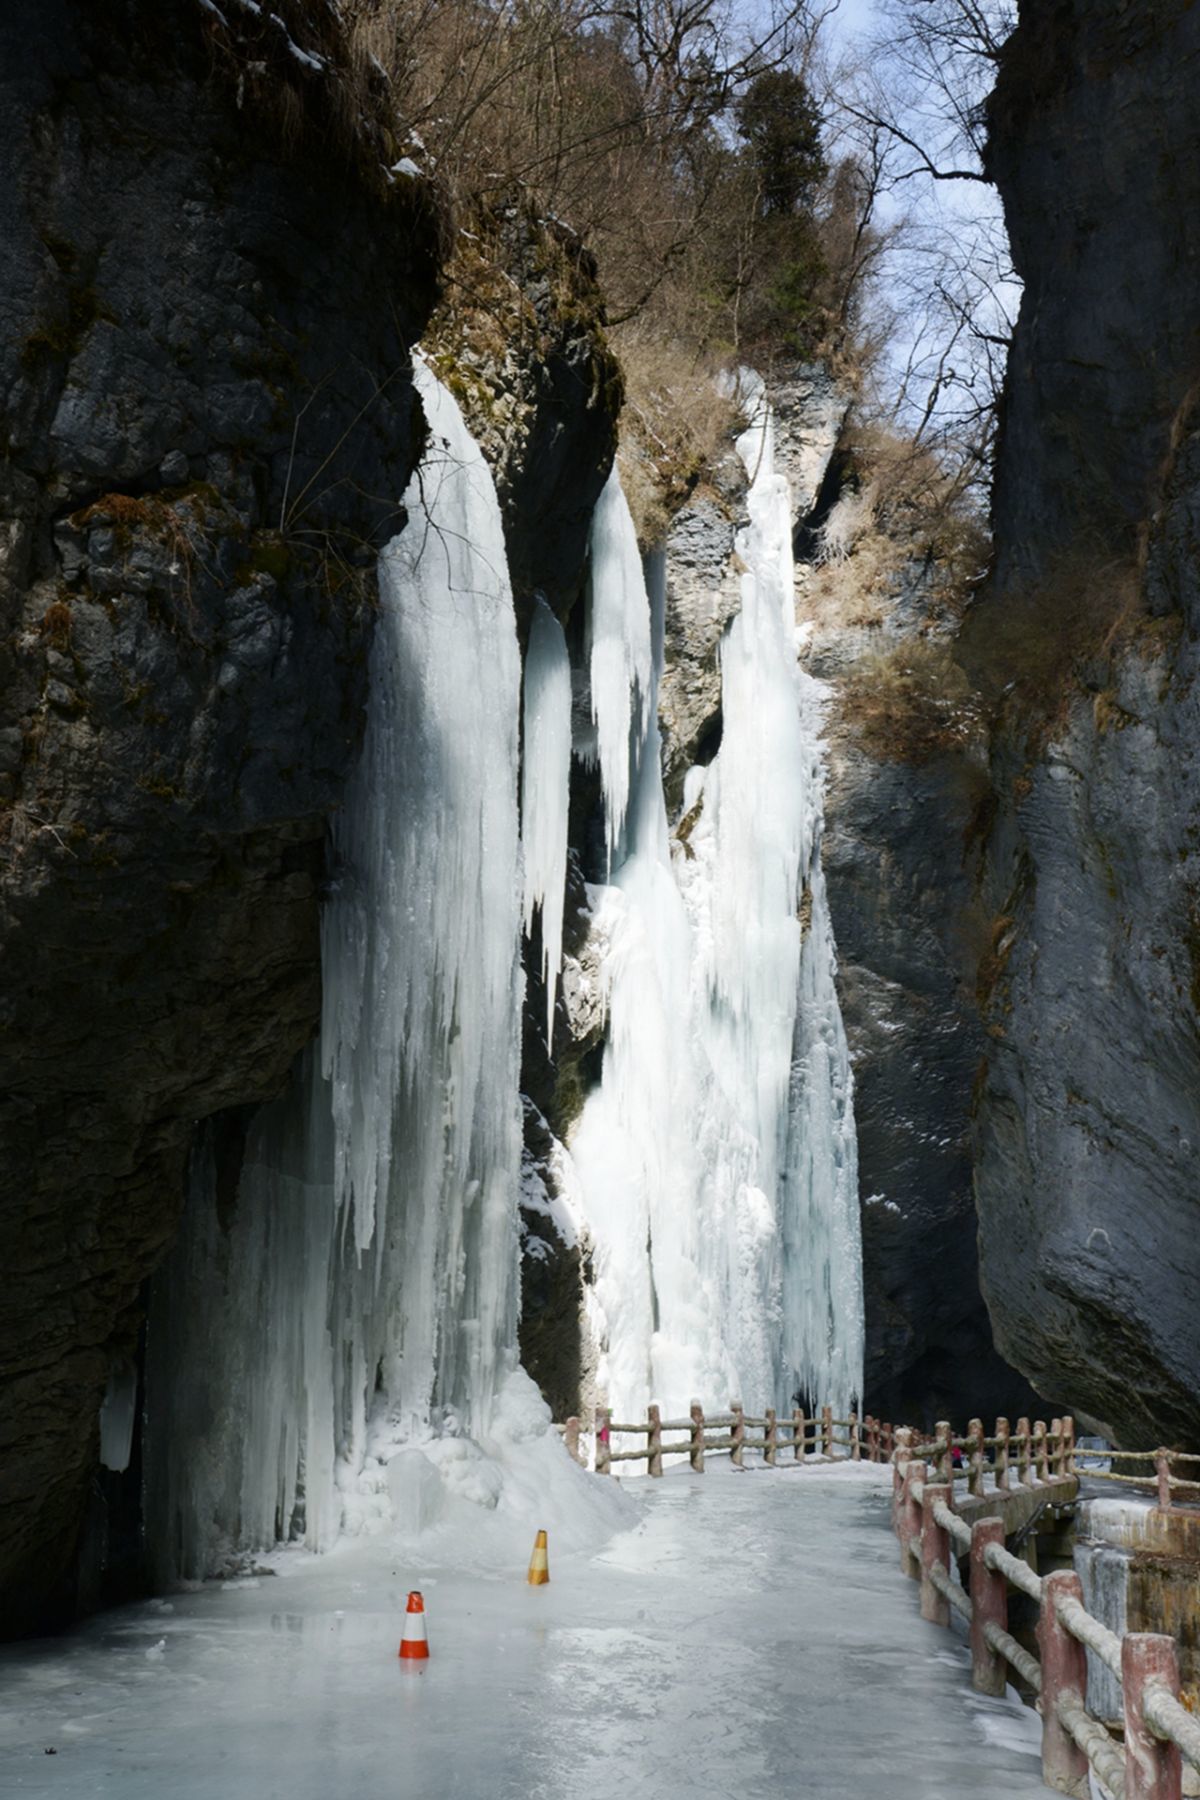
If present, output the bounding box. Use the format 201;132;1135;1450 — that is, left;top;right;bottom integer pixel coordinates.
557;1403;897;1475
907;1414;1200;1512
891;1425;1200;1800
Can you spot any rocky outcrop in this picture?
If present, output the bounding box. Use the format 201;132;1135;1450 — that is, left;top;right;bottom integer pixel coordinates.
0;0;442;1633
974;0;1200;1446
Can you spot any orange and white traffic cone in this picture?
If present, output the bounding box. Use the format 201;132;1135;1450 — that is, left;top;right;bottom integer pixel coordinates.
398;1590;429;1662
527;1528;550;1586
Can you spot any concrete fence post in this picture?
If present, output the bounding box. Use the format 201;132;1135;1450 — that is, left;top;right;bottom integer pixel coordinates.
731;1401;745;1469
883;1421;894;1461
1050;1418;1063;1479
1062;1415;1076;1476
1155;1449;1173;1512
1033;1420;1048;1484
793;1407;806;1462
920;1482;952;1625
648;1403;663;1478
891;1427;913;1535
563;1415;582;1465
1037;1571;1090;1797
970;1518;1008;1696
900;1457;926;1578
850;1410;861;1461
822;1404;833;1459
1123;1634;1183;1800
969;1417;985;1497
765;1407;778;1467
934;1420;952;1484
689;1400;705;1474
1017;1416;1031;1485
995;1416;1010;1491
596;1407;612;1476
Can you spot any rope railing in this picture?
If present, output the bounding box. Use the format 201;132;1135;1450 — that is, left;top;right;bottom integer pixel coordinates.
889;1422;1200;1800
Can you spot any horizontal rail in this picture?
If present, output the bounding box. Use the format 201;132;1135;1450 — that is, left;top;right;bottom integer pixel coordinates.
1055;1591;1123;1680
1144;1683;1200;1772
983;1619;1042;1693
1055;1692;1127;1799
932;1497;972;1552
982;1537;1044;1603
929;1561;972;1622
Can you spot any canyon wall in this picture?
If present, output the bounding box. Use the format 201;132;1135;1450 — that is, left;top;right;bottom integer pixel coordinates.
974;0;1200;1445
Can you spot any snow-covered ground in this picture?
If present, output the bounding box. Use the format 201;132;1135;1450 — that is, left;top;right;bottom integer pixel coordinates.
0;1459;1046;1799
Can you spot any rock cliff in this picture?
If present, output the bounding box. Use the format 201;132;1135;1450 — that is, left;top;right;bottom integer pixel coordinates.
973;0;1200;1446
0;0;442;1633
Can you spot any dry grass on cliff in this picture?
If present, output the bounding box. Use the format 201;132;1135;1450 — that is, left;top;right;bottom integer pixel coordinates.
838;637;983;763
614;335;741;547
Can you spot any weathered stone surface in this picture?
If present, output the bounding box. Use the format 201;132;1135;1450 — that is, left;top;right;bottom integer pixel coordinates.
975;0;1200;1446
0;0;440;1633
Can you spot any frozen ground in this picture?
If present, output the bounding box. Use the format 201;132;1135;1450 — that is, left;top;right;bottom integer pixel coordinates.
0;1459;1046;1799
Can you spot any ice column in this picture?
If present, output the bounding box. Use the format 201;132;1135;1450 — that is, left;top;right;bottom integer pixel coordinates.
587;469;652;863
144;362;524;1578
522;596;572;1043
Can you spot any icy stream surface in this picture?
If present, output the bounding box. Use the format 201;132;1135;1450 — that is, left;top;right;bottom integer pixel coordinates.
0;1463;1047;1800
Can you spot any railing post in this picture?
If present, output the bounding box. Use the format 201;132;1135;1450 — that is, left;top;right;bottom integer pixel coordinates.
892;1426;913;1535
563;1415;582;1465
1017;1416;1031;1485
1155;1449;1173;1512
689;1400;705;1474
970;1518;1007;1696
822;1404;833;1459
648;1403;663;1478
920;1482;951;1625
994;1416;1010;1491
935;1419;952;1484
1037;1571;1090;1796
1050;1418;1063;1479
793;1407;806;1462
1033;1419;1048;1484
1063;1415;1076;1475
899;1457;926;1578
764;1407;778;1467
850;1410;861;1461
731;1400;745;1469
883;1421;894;1461
969;1417;985;1497
1122;1634;1183;1800
596;1406;612;1476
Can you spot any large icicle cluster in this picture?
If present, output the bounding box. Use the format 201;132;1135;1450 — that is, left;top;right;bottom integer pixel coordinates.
586;469;653;863
571;380;864;1425
144;363;526;1577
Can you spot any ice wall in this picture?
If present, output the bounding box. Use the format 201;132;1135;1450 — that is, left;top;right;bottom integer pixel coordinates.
572;385;864;1424
144;363;525;1578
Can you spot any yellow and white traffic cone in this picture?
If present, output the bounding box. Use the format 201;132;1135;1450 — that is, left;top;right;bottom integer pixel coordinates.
398;1590;429;1662
527;1528;550;1586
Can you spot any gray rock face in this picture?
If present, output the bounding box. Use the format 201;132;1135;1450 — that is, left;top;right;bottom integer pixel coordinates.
0;0;440;1632
975;0;1200;1445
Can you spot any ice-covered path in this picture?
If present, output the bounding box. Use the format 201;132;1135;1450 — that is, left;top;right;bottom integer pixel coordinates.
0;1462;1048;1799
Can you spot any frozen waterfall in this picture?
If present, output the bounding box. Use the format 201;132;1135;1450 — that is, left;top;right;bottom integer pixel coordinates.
571;382;864;1425
143;362;526;1578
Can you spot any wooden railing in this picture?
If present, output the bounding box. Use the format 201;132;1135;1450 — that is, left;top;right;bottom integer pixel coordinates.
556;1403;898;1474
891;1425;1200;1800
906;1413;1200;1511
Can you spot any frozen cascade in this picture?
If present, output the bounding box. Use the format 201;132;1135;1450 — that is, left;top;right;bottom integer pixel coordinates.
571;381;863;1425
587;468;653;863
521;596;572;1043
144;361;528;1579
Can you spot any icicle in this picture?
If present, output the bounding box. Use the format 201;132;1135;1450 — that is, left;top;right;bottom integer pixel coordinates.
522;596;572;1044
587;468;652;862
144;361;525;1578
